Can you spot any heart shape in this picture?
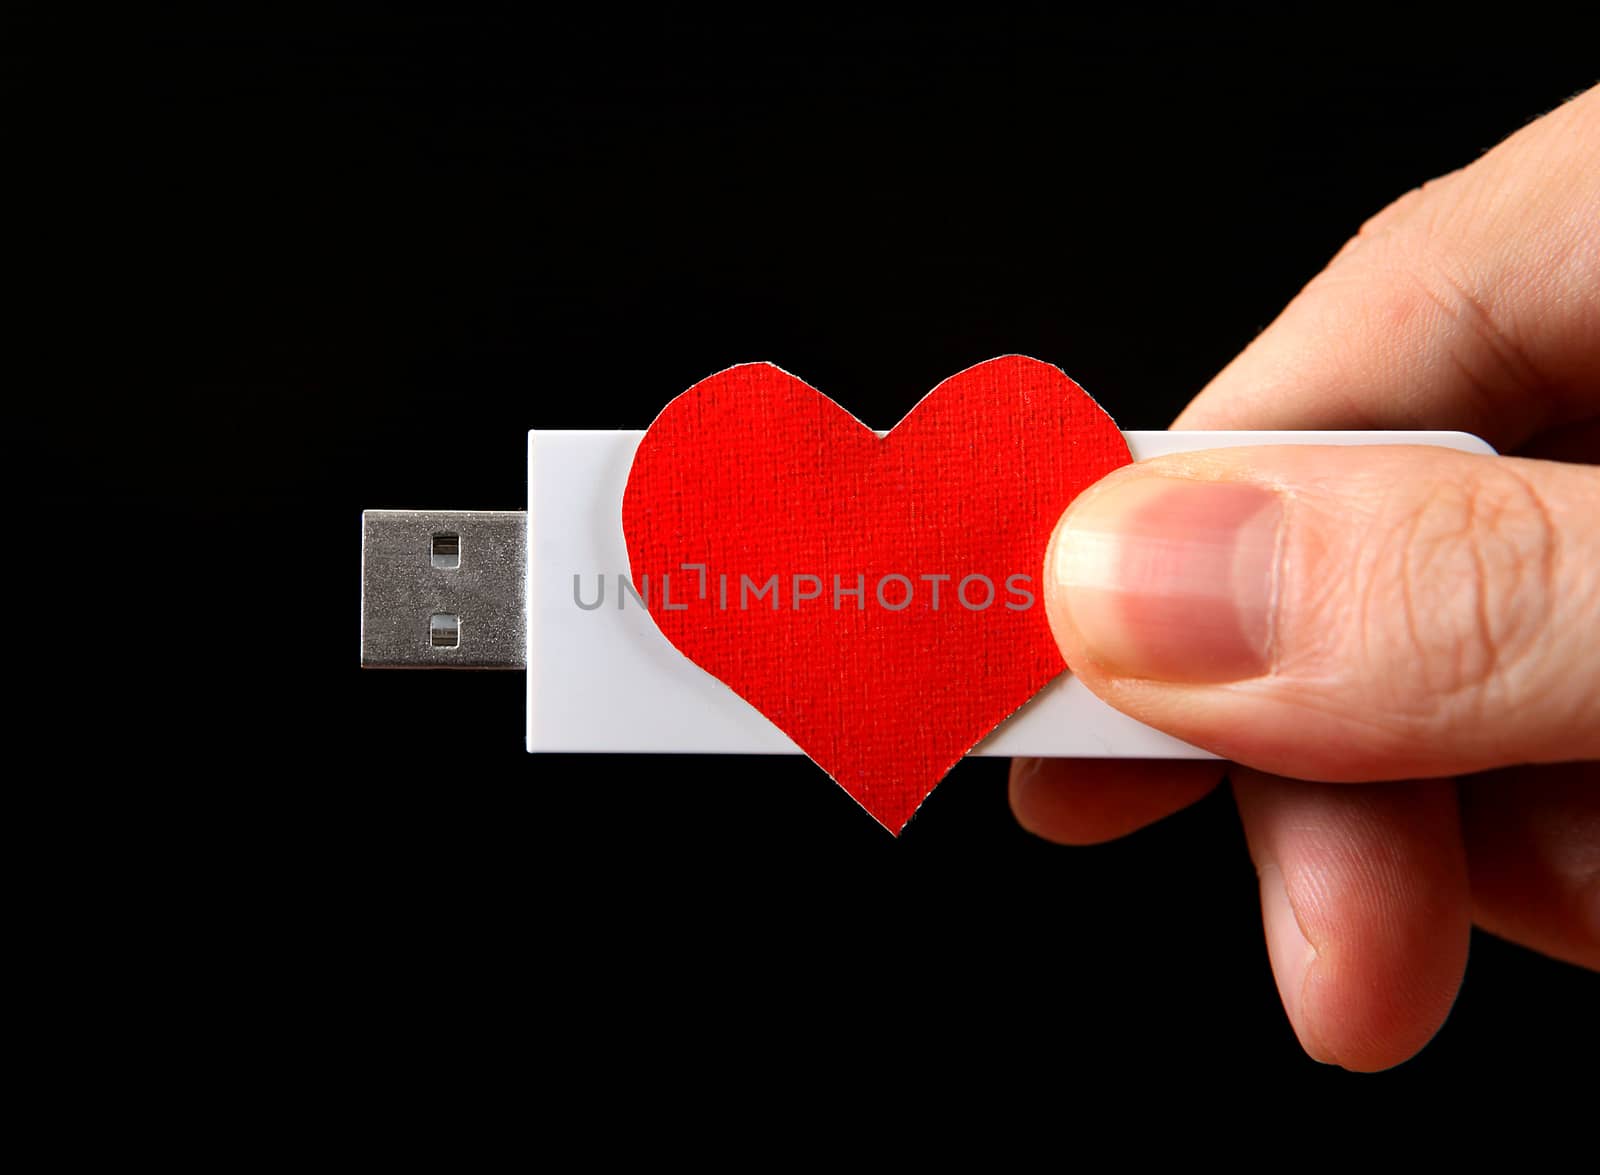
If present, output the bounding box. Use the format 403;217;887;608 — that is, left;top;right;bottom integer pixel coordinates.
622;356;1131;833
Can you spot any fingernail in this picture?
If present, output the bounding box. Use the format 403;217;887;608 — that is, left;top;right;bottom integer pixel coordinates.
1259;864;1335;1065
1047;477;1282;682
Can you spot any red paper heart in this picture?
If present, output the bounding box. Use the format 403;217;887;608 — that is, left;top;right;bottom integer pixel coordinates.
622;356;1131;833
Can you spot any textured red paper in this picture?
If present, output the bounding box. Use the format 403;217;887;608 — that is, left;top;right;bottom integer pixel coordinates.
622;356;1132;833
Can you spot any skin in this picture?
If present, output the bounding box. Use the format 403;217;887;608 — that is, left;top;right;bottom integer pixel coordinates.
1012;83;1600;1070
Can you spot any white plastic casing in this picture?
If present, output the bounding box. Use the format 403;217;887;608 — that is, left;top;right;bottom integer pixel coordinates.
527;430;1493;757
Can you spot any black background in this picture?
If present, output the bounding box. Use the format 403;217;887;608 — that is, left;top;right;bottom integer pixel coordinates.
19;5;1596;1122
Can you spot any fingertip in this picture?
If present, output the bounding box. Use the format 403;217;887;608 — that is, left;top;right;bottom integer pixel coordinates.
1235;771;1471;1072
1008;757;1224;846
1006;756;1055;840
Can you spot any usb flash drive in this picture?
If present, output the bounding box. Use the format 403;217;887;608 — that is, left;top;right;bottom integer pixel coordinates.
360;429;1492;759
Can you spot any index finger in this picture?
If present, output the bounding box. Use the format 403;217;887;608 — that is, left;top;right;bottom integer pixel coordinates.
1174;84;1600;444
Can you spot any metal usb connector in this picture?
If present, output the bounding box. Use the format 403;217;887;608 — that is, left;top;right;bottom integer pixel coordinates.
359;510;527;668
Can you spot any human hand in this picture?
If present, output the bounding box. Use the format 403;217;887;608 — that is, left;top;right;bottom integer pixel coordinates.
1012;83;1599;1069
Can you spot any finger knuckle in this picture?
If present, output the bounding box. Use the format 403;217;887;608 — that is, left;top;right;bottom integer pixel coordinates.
1314;242;1548;438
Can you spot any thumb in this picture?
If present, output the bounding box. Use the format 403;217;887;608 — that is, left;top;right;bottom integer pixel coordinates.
1044;444;1600;779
